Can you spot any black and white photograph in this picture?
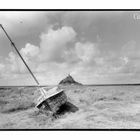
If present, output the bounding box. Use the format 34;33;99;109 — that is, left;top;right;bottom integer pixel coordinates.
1;10;140;130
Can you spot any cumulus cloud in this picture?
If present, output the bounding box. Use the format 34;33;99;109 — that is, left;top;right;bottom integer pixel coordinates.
39;26;77;62
0;26;77;83
0;25;126;84
1;22;140;85
20;43;39;58
1;25;107;84
121;41;139;59
0;63;5;70
116;40;140;74
6;52;27;73
75;42;100;63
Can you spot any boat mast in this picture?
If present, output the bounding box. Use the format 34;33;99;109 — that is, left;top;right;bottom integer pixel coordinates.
0;24;40;86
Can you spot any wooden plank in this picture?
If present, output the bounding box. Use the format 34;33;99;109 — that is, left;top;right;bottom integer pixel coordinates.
36;87;67;113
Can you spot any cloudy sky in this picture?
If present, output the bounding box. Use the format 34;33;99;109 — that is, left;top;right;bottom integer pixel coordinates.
0;11;140;85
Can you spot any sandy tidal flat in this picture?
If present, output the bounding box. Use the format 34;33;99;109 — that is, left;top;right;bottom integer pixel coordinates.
0;85;140;129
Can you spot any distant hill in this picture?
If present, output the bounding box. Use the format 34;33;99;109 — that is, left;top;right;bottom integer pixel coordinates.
59;75;82;85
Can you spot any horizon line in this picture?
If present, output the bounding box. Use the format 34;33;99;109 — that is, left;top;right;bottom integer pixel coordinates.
0;83;140;87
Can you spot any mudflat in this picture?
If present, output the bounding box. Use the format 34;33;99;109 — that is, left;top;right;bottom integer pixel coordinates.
0;85;140;129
